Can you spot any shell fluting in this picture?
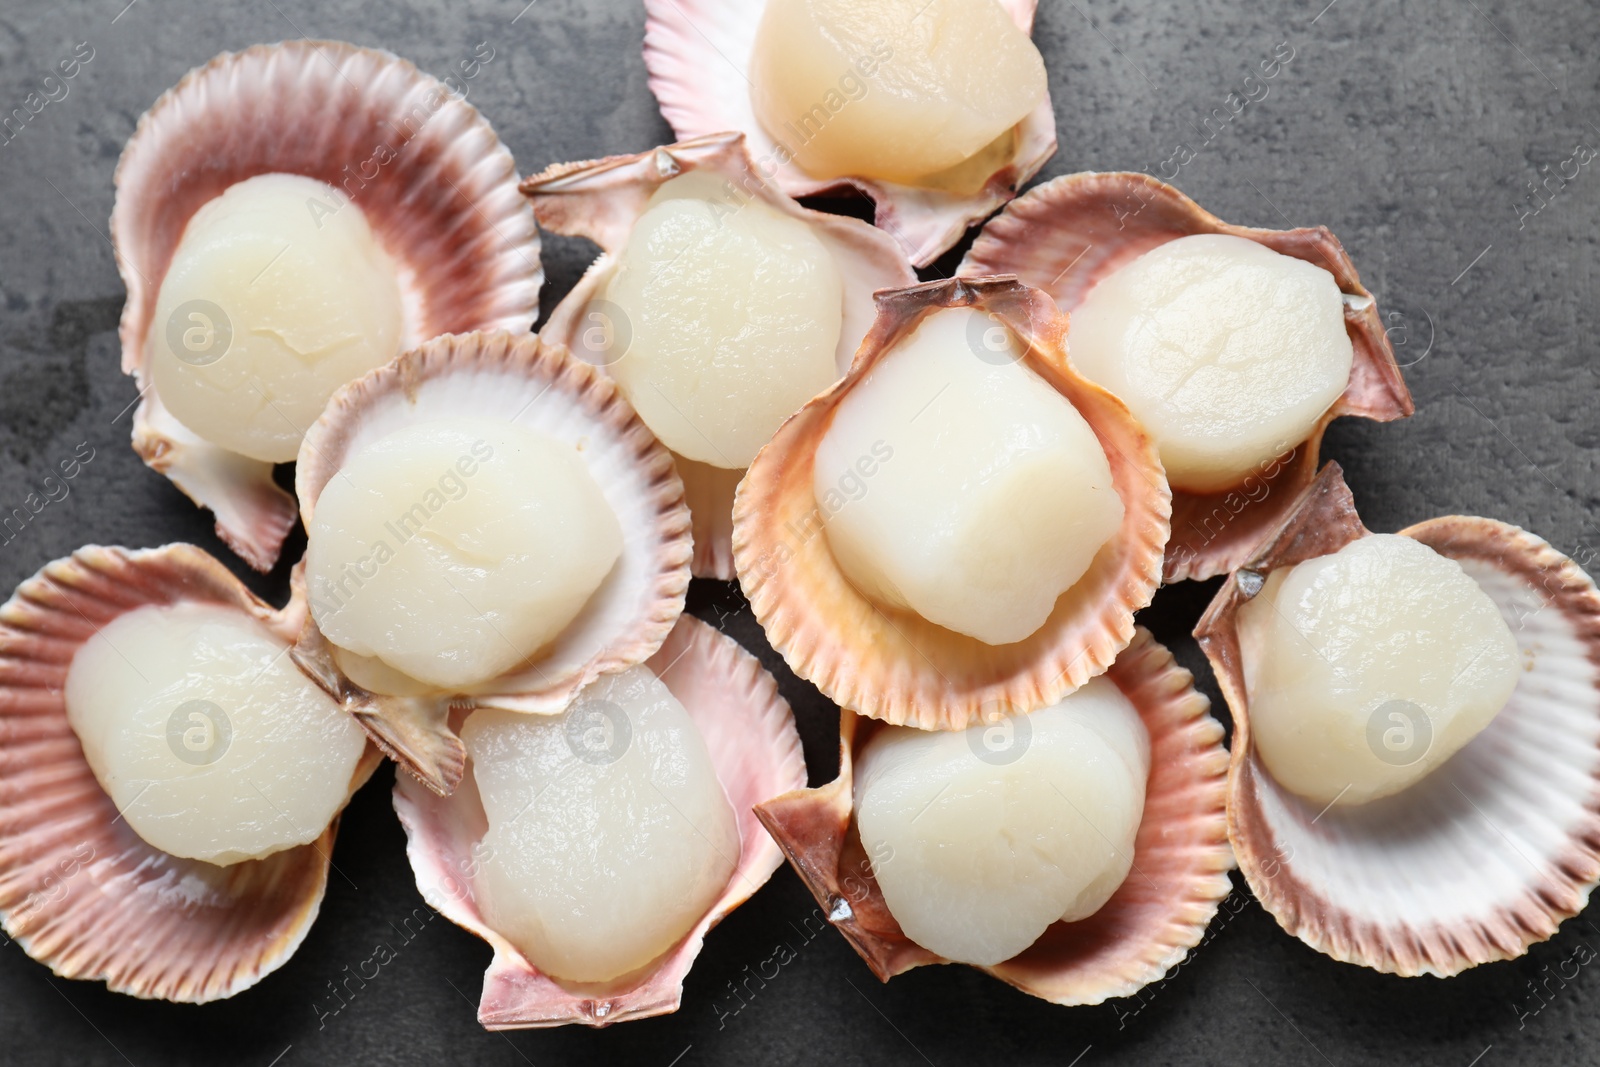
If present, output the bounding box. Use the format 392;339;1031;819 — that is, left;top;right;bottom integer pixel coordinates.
1197;462;1600;976
0;544;377;1002
295;329;693;795
112;40;542;572
732;275;1170;730
755;627;1233;1004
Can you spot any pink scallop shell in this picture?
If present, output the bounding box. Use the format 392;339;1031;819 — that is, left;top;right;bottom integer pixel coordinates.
523;132;916;579
960;171;1414;582
732;276;1170;730
1196;462;1600;975
755;627;1232;1002
392;614;806;1027
0;544;378;1001
112;39;542;572
642;1;1057;266
293;330;692;797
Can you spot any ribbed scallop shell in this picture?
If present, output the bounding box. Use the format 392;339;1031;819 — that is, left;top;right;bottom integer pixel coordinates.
1195;462;1600;976
642;1;1056;266
756;627;1232;1001
523;132;916;579
112;40;542;572
732;276;1169;730
293;330;692;796
392;614;806;1028
0;544;378;1001
960;172;1413;583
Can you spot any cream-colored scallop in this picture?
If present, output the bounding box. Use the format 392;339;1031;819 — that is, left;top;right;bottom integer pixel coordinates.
1068;234;1353;493
854;677;1149;966
462;666;739;983
148;173;404;463
814;307;1123;645
600;171;842;468
1238;534;1521;807
64;602;367;866
750;0;1047;192
305;417;622;690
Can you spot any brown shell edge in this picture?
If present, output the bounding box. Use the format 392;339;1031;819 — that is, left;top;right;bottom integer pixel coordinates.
732;276;1170;729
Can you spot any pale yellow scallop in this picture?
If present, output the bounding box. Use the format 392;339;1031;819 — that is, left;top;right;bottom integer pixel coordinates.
149;173;404;463
65;601;367;866
815;307;1123;645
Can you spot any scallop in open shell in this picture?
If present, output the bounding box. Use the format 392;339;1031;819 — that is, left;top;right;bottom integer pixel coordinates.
292;330;692;797
755;627;1231;1002
393;614;805;1028
112;40;542;572
0;544;379;1001
732;275;1169;730
523;132;916;579
961;172;1412;583
1195;462;1600;976
642;1;1056;266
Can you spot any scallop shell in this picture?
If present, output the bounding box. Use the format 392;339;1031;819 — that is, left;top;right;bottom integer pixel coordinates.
393;614;806;1027
960;172;1413;582
642;1;1057;266
1195;462;1600;976
732;276;1169;730
523;132;916;579
0;544;379;1001
756;627;1231;1001
293;330;692;796
112;40;542;572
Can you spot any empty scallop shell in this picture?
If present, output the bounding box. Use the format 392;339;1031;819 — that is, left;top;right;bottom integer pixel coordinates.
642;1;1056;266
393;613;806;1028
1195;462;1600;976
292;330;692;796
523;132;916;579
112;40;542;572
732;275;1169;730
0;543;379;1001
756;627;1231;1002
960;172;1413;583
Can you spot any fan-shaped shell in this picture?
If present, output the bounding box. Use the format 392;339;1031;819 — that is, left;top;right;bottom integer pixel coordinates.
642;1;1056;266
523;132;916;579
756;627;1231;1002
732;276;1169;730
0;544;378;1001
960;172;1413;582
112;39;542;572
292;330;692;796
1195;462;1600;976
393;614;805;1027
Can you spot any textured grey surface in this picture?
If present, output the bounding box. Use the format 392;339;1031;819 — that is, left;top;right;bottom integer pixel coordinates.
0;0;1596;1064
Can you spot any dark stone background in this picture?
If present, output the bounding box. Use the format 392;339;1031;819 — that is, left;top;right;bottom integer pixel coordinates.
0;0;1596;1063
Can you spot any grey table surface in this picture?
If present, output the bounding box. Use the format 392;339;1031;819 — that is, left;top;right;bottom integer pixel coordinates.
1;0;1597;1063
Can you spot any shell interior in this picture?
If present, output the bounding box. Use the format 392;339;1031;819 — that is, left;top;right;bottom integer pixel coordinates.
294;330;692;794
525;132;915;579
755;627;1233;1004
732;275;1170;730
392;614;806;1027
959;171;1413;583
641;1;1057;265
1197;462;1600;976
111;40;542;571
0;544;376;1002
